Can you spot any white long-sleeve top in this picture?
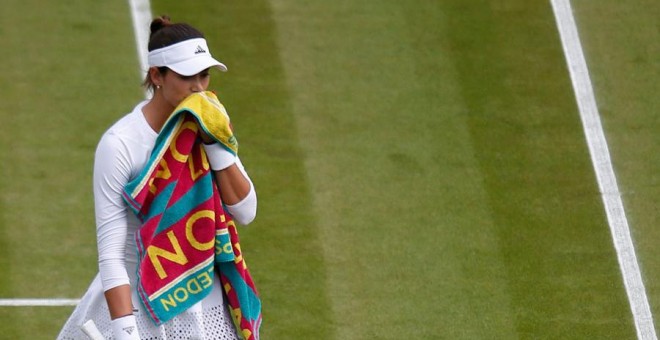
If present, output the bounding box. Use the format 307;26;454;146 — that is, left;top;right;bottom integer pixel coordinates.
93;100;256;292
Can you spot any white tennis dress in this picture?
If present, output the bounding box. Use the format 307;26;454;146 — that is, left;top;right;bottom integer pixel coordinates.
58;101;257;340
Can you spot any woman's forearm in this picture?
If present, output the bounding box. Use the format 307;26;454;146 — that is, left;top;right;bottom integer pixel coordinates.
202;142;257;223
215;163;251;205
104;284;134;319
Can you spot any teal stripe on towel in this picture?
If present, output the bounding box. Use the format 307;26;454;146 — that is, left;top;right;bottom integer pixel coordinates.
144;182;176;221
153;172;214;234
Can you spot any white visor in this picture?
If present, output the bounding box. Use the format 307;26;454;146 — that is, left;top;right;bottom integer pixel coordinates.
147;38;227;76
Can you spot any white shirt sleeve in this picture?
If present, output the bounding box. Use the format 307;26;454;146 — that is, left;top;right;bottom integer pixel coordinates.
225;156;257;226
94;133;133;291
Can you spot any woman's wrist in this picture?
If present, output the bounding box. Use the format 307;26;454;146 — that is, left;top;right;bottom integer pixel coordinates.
203;142;236;171
111;314;140;339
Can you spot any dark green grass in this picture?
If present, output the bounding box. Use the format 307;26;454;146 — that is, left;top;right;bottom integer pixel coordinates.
269;1;521;337
0;307;73;340
141;1;336;339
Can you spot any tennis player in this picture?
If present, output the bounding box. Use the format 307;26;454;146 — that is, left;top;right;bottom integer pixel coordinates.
58;16;258;339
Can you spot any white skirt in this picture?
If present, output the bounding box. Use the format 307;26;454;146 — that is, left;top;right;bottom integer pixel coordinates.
57;272;239;340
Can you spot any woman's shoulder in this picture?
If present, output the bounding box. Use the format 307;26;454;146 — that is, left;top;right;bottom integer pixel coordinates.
105;101;150;134
99;101;154;146
94;101;155;176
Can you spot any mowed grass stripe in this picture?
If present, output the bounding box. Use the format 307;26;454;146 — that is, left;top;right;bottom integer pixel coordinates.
0;0;143;338
552;0;655;335
571;0;660;322
150;1;335;338
271;0;524;338
445;0;635;337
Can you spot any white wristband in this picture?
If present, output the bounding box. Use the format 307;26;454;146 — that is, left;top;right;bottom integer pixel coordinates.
203;143;237;171
111;315;140;340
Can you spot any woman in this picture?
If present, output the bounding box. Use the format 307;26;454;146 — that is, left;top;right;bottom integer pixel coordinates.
58;16;258;339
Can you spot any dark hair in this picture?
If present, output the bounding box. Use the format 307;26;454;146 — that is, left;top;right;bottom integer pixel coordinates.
147;15;205;51
143;15;206;90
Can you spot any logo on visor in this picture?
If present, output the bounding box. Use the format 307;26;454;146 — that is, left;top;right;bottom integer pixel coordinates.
194;45;206;54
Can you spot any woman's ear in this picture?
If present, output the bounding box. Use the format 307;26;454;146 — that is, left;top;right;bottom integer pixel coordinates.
148;67;163;87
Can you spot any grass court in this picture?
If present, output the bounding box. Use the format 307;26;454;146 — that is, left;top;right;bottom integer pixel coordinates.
0;0;658;338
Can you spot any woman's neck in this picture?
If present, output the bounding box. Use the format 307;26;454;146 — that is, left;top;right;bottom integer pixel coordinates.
141;95;174;133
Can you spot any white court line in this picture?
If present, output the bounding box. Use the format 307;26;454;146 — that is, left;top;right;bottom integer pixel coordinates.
550;0;657;339
128;0;153;98
0;1;153;309
0;299;80;307
128;0;153;82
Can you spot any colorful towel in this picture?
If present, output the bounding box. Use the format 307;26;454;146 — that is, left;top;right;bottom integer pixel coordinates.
122;91;261;339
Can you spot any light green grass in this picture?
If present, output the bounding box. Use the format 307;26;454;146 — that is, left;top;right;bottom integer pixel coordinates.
0;0;142;338
572;0;660;325
443;2;634;337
